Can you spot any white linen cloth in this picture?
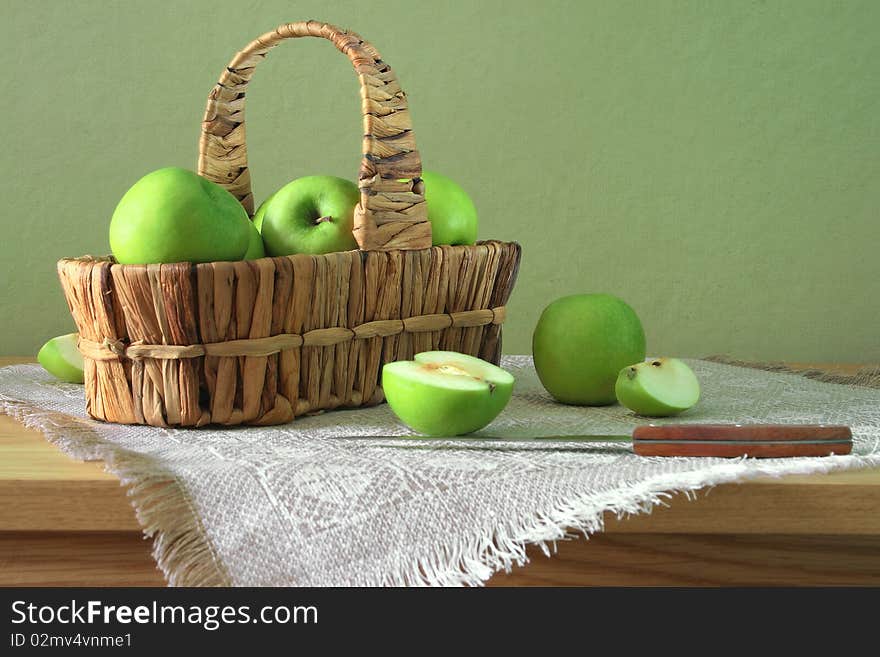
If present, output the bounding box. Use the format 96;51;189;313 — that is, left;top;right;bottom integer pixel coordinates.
1;357;878;586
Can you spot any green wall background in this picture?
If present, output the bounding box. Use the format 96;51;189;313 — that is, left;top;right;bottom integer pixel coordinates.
2;1;878;361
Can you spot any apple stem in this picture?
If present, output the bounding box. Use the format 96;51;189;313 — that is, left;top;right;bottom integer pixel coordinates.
314;215;333;225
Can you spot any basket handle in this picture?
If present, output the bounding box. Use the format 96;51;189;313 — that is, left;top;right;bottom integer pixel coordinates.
198;21;431;251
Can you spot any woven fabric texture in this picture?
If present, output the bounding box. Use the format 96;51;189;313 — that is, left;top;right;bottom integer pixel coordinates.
1;357;878;586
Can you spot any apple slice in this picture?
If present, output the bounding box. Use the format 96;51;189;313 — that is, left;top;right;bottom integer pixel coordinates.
37;333;84;384
382;351;514;436
614;357;700;417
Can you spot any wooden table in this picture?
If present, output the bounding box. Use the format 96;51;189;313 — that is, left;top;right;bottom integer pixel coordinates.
1;357;878;586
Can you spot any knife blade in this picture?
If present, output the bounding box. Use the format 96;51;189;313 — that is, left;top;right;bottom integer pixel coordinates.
338;424;852;458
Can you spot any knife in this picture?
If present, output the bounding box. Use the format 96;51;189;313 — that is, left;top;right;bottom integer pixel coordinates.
342;424;852;458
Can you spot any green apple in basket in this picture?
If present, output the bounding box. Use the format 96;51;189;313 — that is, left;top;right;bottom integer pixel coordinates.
382;352;514;436
37;333;84;384
532;294;646;405
421;171;478;246
243;219;266;260
257;176;360;256
109;167;251;264
252;191;274;233
615;357;700;417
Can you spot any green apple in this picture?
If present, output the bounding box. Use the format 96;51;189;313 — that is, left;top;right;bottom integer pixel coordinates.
109;167;250;264
243;220;265;260
259;176;359;256
615;358;700;416
532;294;646;405
37;333;84;384
421;171;478;246
382;351;514;436
252;192;274;233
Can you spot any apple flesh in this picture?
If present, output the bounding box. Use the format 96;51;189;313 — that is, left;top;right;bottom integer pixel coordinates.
382;351;514;436
37;333;84;384
259;176;359;256
109;167;250;264
615;358;700;416
421;171;478;246
532;294;646;405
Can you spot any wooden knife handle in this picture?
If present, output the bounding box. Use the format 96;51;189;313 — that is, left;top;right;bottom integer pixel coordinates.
633;424;852;442
632;424;852;458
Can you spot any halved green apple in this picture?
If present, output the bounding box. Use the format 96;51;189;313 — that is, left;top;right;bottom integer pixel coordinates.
382;351;514;436
614;357;700;417
37;333;84;384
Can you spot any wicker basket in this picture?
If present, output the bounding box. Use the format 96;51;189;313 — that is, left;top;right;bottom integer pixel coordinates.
57;21;521;427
